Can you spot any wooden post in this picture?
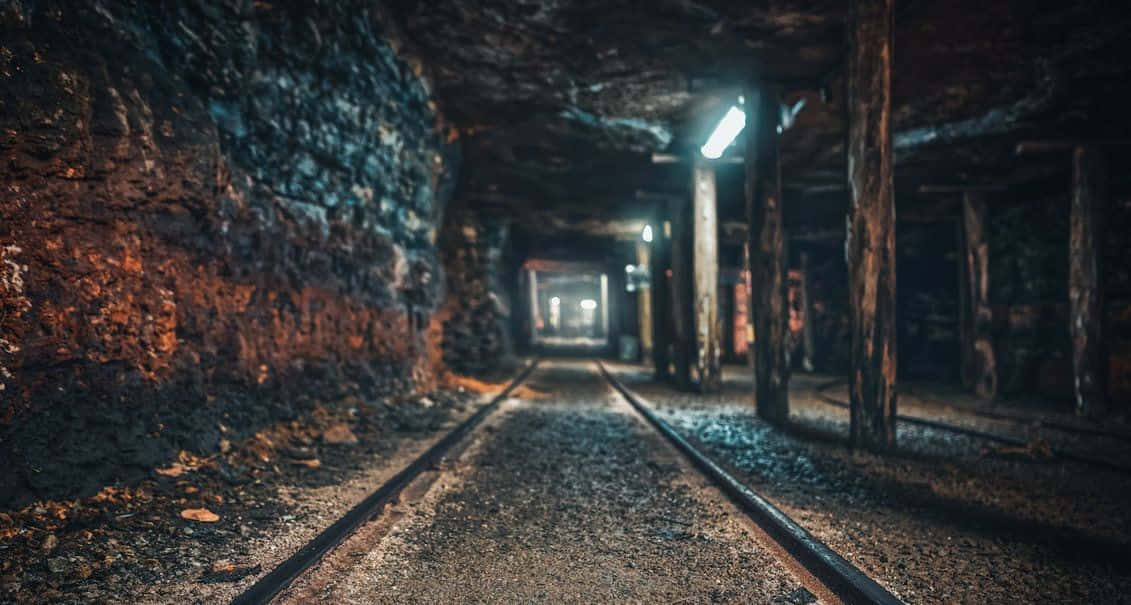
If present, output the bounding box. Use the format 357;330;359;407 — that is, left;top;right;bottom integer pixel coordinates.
692;159;722;393
652;219;673;380
636;241;654;362
1070;145;1108;417
527;268;540;346
745;84;790;421
960;192;998;399
846;0;897;451
799;252;816;372
669;195;694;390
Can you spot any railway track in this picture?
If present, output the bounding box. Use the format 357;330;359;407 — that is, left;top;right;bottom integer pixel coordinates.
814;379;1131;474
233;359;903;604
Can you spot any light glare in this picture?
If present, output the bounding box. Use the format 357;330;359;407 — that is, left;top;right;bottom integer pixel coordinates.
700;105;746;159
579;299;598;310
642;224;654;242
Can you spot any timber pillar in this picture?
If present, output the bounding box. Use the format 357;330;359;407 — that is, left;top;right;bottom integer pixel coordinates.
1070;145;1108;418
652;216;674;381
959;192;998;399
846;0;898;451
745;84;791;422
692;159;723;392
669;162;722;392
636;240;654;362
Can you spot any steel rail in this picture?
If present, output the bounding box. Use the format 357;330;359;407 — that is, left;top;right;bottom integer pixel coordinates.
813;380;1131;475
231;359;540;605
596;361;905;605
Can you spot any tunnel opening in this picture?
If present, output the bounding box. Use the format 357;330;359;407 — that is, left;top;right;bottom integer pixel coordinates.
523;260;611;353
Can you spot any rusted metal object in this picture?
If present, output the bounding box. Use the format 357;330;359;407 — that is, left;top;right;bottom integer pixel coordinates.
846;0;898;451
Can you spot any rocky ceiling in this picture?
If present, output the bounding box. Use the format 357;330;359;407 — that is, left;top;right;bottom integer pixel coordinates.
389;0;1131;238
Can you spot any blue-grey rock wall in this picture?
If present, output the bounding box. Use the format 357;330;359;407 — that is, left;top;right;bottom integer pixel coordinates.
0;0;459;505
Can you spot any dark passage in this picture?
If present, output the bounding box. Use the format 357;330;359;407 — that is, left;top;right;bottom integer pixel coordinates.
2;1;1131;603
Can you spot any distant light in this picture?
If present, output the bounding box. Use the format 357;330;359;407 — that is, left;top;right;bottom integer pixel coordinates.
579;299;598;310
625;264;635;273
700;105;746;159
642;224;653;242
550;296;561;306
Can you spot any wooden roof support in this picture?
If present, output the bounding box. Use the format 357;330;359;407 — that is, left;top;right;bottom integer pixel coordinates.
1016;140;1131;154
745;82;791;422
846;0;898;452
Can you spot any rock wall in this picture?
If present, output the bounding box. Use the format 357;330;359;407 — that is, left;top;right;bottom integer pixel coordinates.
438;207;512;374
0;0;457;506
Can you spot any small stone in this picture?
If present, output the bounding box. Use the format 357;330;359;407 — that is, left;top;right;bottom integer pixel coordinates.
47;557;68;575
41;534;58;552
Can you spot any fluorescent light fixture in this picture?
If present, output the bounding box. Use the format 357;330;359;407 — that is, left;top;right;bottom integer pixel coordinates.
700;105;746;159
642;224;653;242
579;299;598;310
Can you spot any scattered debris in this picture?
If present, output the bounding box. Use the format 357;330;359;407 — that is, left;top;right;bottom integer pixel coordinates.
772;587;818;604
180;508;220;523
199;561;262;584
321;423;359;445
291;458;322;469
155;464;187;478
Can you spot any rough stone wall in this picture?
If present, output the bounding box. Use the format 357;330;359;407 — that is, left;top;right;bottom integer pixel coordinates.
0;0;457;505
438;207;511;375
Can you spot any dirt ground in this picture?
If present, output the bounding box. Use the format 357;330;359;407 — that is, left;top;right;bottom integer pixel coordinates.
285;360;827;604
604;362;1131;605
0;374;510;605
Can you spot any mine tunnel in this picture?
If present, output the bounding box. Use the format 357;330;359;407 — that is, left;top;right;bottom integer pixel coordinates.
2;1;1131;603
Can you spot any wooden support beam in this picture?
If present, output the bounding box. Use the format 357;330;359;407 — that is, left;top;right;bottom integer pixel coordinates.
651;218;674;381
669;195;694;390
846;0;898;451
799;252;816;372
1070;146;1109;417
918;184;1009;194
636;241;654;361
745;84;791;421
652;152;744;165
960;192;998;399
692;159;722;393
1016;140;1131;155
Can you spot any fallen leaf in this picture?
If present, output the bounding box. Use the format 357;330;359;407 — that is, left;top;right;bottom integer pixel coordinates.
180;508;220;523
155;464;185;477
291;458;321;468
199;562;261;583
321;423;358;445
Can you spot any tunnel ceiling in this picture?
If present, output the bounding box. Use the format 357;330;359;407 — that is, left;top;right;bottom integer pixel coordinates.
389;0;1131;237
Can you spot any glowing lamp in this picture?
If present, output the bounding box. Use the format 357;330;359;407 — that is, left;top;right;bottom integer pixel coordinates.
700;106;746;159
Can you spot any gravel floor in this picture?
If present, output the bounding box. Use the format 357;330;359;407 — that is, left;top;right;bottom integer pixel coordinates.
605;362;1131;605
296;360;825;604
0;378;502;605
